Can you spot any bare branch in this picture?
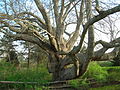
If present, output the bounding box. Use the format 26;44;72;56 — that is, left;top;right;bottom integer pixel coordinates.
95;0;102;13
34;0;54;35
70;4;120;54
93;38;120;60
0;20;21;33
63;0;80;21
53;0;59;25
94;27;109;34
93;47;119;61
3;32;55;53
66;0;84;51
95;37;120;48
60;0;65;19
17;12;46;28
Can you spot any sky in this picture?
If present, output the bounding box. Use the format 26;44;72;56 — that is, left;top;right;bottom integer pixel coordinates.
64;0;120;52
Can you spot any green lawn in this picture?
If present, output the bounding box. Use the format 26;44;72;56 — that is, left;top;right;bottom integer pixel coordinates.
90;85;120;90
0;61;51;89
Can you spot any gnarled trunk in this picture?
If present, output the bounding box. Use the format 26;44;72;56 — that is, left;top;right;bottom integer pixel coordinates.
47;47;120;81
47;53;88;81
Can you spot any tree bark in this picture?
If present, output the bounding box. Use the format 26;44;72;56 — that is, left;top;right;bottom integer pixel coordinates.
47;52;88;81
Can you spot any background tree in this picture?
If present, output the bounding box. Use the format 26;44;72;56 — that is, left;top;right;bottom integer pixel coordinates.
94;10;120;65
112;48;120;66
21;41;47;68
0;32;19;66
0;0;120;81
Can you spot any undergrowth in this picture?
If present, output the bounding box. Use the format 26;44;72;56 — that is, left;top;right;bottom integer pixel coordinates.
69;62;120;89
0;61;120;89
83;61;108;82
0;61;51;89
69;62;108;89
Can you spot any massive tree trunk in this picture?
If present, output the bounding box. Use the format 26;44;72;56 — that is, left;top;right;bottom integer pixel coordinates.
47;53;82;81
47;46;120;81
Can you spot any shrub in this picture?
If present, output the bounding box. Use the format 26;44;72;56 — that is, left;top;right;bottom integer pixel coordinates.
104;66;120;81
98;61;113;67
108;71;120;81
68;78;89;89
68;62;109;88
68;79;80;88
83;62;108;82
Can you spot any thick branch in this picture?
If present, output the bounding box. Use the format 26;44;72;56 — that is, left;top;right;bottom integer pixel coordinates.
0;20;21;33
60;0;65;19
53;0;59;25
93;37;120;61
66;0;84;51
34;0;54;35
54;0;65;44
63;1;80;21
93;47;119;61
0;12;47;30
86;5;120;28
70;4;120;54
34;0;58;50
95;37;120;48
86;0;94;60
17;12;46;29
5;33;55;53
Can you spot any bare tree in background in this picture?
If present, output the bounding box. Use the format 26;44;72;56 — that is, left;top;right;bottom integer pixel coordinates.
0;33;19;66
0;0;120;80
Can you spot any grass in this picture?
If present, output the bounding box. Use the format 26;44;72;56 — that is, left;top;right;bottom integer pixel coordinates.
103;66;120;81
69;62;120;89
0;61;51;89
0;60;120;89
83;62;108;82
68;62;108;89
102;66;120;69
98;61;113;67
68;78;89;88
90;85;120;90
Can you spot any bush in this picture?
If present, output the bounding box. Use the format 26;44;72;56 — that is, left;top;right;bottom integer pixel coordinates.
103;66;120;81
108;71;120;81
68;79;89;89
83;62;108;82
98;61;113;67
68;62;109;88
68;79;80;88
